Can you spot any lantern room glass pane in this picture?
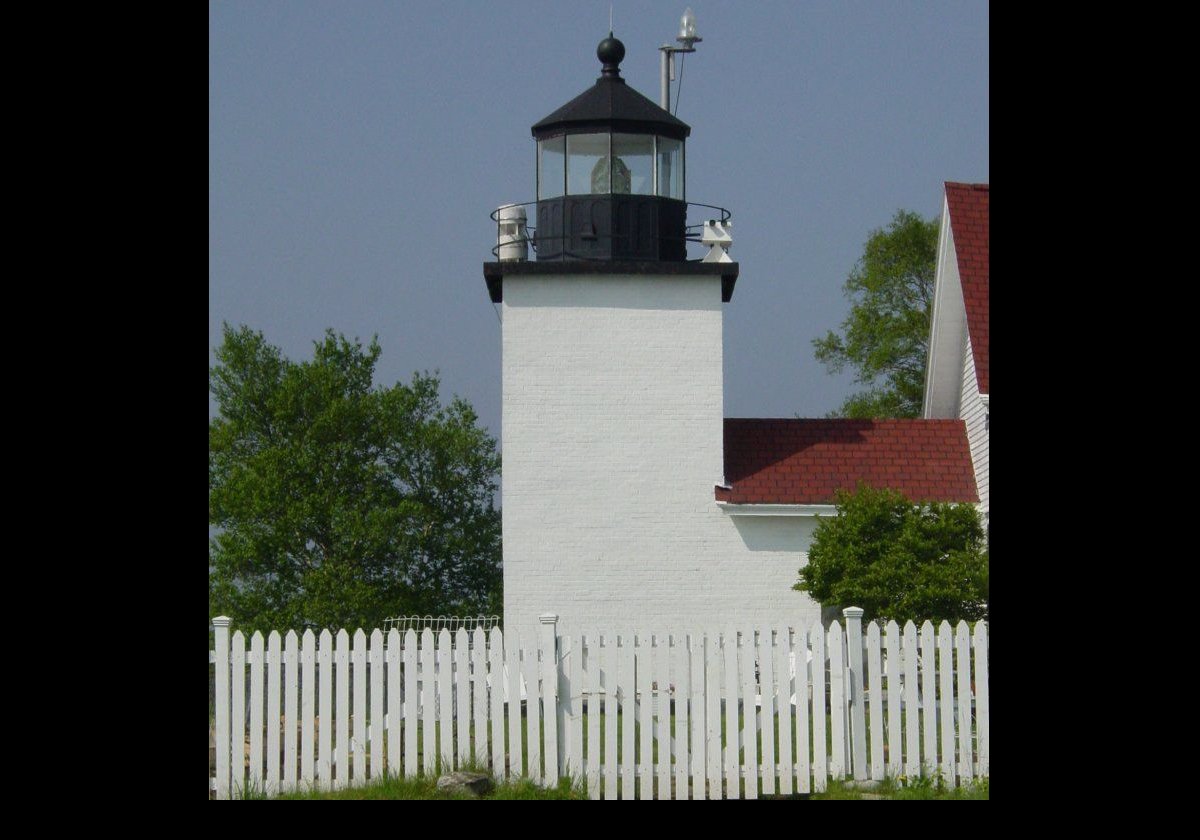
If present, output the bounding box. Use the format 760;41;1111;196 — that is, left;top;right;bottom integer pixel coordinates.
538;136;565;199
656;136;684;199
567;133;610;195
611;133;654;195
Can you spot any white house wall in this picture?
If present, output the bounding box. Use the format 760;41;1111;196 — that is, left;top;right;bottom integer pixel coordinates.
959;333;988;517
502;273;821;639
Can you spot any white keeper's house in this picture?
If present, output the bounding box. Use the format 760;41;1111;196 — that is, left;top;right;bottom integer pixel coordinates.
483;35;988;639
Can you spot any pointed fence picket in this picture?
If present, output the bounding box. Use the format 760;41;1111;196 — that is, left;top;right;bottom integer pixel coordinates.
938;621;956;784
249;632;264;792
283;631;298;791
583;634;600;799
318;630;332;786
488;628;506;778
794;624;811;794
210;611;988;799
301;630;314;787
810;620;827;792
387;629;402;777
828;621;846;780
920;621;937;777
865;621;883;781
231;631;245;794
525;640;542;785
974;621;989;776
472;627;488;766
884;620;901;778
775;625;794;796
335;630;349;788
759;627;776;796
370;629;385;779
637;634;653;799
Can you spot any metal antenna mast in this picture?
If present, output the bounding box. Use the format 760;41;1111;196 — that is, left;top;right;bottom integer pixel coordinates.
659;7;701;112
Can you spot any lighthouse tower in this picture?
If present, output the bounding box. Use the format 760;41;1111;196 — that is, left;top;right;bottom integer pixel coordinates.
485;34;812;639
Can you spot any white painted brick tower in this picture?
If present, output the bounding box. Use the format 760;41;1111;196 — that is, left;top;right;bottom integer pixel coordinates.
484;34;821;639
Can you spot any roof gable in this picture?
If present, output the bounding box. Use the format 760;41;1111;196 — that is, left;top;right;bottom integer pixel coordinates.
717;418;978;505
944;182;989;394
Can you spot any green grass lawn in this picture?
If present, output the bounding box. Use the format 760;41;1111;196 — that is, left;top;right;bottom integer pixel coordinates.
241;771;986;800
245;765;586;800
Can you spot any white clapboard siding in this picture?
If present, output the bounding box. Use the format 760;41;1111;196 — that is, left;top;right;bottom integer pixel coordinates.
938;621;956;784
250;632;265;793
266;631;281;796
956;621;973;780
318;630;333;786
336;630;350;788
231;631;246;795
403;629;418;779
387;629;402;778
370;629;384;779
283;631;298;791
488;628;506;779
775;625;794;796
213;612;988;800
902;621;920;779
920;621;937;776
974;622;989;776
472;627;488;767
866;622;884;781
301;630;314;787
884;621;901;778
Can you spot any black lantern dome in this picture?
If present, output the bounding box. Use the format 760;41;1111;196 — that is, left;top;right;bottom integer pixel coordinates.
531;34;691;261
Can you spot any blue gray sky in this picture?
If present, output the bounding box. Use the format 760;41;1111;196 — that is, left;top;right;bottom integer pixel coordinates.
209;1;988;441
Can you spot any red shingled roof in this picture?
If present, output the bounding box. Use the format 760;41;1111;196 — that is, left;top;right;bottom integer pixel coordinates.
944;182;989;395
716;418;978;505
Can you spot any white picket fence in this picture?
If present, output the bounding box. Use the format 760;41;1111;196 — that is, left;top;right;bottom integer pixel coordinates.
209;609;989;799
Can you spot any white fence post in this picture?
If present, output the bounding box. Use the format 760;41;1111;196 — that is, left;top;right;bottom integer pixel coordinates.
213;616;232;800
843;607;867;781
539;613;560;786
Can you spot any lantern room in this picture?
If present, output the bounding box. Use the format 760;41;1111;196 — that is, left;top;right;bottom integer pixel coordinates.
530;33;691;262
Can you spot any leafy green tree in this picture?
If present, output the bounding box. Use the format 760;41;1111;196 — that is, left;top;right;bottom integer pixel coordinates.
795;485;988;624
813;210;939;418
209;325;501;631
